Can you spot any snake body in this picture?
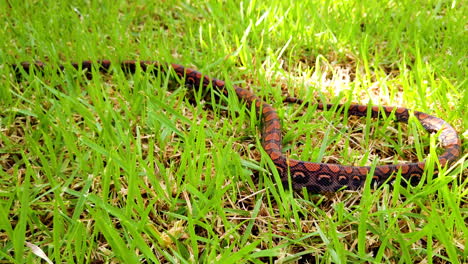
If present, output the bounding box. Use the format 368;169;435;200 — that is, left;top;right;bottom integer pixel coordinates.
12;60;461;192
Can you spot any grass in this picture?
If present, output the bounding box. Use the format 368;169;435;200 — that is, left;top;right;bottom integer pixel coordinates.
0;0;467;263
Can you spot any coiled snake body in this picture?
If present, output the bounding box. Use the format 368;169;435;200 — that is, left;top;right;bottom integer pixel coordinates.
12;60;461;192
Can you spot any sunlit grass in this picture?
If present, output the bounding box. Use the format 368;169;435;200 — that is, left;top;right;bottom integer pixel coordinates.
0;0;466;263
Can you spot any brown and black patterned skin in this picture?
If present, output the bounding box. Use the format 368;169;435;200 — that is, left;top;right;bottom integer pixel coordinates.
12;60;461;193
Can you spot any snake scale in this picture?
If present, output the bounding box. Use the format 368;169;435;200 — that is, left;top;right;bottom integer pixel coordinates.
12;60;461;193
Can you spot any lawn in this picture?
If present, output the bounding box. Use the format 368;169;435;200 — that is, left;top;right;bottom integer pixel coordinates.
0;0;467;263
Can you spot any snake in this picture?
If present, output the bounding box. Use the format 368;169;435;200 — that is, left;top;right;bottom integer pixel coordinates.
11;60;461;193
